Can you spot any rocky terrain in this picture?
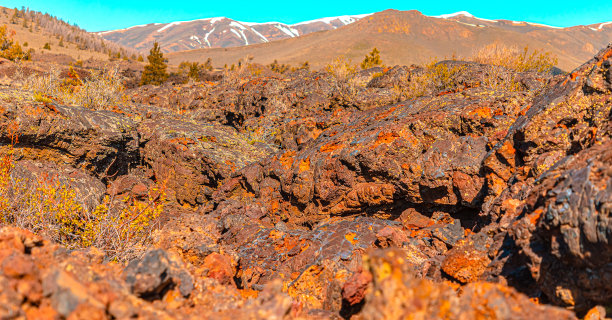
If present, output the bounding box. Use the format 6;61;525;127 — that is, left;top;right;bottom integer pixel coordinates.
0;37;610;319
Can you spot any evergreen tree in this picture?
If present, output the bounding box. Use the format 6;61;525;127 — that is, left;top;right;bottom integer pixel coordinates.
360;47;382;69
140;42;168;85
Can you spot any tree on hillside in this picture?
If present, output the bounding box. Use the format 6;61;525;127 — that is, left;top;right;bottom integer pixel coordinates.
360;47;382;69
0;25;31;61
140;42;168;85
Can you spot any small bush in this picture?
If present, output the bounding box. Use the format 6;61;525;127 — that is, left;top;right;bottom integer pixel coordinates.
43;42;51;50
177;61;211;81
268;59;290;74
393;61;467;100
472;43;557;73
325;56;357;80
0;133;167;261
22;64;125;110
222;55;254;85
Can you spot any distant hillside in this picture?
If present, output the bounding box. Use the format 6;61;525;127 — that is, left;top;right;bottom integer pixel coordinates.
165;10;612;71
0;6;137;61
97;14;370;53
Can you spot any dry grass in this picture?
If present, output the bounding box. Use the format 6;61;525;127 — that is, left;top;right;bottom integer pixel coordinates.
0;132;167;261
393;61;467;100
325;56;358;80
19;64;125;109
472;43;558;73
324;56;364;106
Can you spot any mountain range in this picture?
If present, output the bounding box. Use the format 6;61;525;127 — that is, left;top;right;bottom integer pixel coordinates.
99;9;612;71
98;14;370;52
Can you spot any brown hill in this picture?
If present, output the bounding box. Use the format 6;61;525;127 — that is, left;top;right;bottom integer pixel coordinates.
0;6;137;62
167;10;612;71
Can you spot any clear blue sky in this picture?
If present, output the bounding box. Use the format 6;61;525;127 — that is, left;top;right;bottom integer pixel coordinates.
3;0;611;32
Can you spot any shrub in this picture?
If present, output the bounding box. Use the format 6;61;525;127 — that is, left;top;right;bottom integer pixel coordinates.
472;43;558;73
0;131;167;260
268;59;290;74
140;42;168;85
222;55;254;85
361;47;382;69
325;56;357;80
43;42;51;50
178;61;206;81
393;61;467;100
22;64;125;110
0;25;31;61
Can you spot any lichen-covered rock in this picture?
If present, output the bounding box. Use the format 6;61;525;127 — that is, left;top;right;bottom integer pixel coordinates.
355;248;576;320
11;160;106;210
211;85;535;225
0;102;139;180
138;117;273;205
511;141;612;312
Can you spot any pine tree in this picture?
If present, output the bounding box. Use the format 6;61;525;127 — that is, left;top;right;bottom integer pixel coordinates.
360;47;382;69
140;42;168;85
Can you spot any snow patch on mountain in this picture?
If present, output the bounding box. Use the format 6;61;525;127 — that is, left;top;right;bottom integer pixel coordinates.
434;11;474;19
292;13;371;26
598;22;612;30
250;28;269;42
275;24;300;37
203;26;216;47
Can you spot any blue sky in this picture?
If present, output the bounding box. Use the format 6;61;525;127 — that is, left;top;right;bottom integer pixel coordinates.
3;0;612;32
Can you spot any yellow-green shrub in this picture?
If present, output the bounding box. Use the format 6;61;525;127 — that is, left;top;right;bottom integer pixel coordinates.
0;25;31;61
325;56;358;80
393;61;467;100
0;132;167;261
472;43;558;73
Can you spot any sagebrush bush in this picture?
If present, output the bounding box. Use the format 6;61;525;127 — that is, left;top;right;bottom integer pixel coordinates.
222;55;256;85
472;43;558;73
325;56;358;80
21;64;125;109
393;61;467;100
0;133;167;261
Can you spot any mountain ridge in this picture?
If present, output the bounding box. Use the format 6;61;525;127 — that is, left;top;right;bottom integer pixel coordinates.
97;13;372;52
161;9;612;71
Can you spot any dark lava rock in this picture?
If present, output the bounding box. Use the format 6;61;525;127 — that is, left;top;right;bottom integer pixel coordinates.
125;249;194;300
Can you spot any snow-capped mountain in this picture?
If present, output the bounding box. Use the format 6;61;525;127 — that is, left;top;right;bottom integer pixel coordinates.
97;14;371;52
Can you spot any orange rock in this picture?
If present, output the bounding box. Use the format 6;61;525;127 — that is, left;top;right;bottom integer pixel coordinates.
66;303;107;320
2;252;36;278
584;306;606;320
342;271;372;306
203;253;236;285
441;245;490;283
